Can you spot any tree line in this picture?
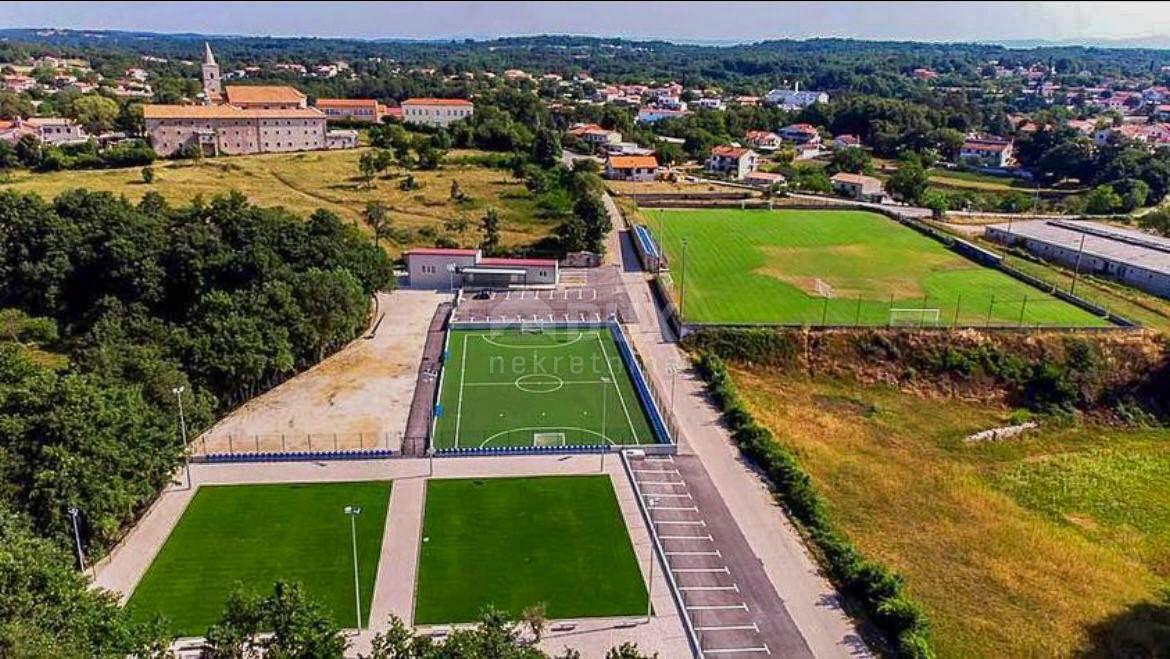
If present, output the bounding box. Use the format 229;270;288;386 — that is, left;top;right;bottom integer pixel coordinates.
0;189;393;653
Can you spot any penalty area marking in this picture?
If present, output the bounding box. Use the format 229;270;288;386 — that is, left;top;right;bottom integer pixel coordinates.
477;331;589;349
478;426;616;449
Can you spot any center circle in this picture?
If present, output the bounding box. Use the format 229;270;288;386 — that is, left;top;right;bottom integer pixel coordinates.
515;373;565;393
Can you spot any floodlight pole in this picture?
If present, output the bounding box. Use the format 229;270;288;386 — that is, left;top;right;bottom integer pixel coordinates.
1070;231;1088;296
646;497;658;621
678;238;689;321
172;386;192;489
67;507;86;573
344;505;363;631
600;376;610;470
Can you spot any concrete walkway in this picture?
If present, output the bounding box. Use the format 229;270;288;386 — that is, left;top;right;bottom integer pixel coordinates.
605;194;870;657
368;477;424;626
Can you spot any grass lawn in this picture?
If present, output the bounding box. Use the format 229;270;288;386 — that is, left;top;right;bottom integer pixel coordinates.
643;208;1109;327
432;327;659;449
126;481;391;635
1;148;551;255
733;367;1170;657
414;476;647;623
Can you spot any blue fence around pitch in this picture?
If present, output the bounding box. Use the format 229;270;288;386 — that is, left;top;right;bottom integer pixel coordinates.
634;224;660;258
433;444;611;457
436;320;677;452
193;448;395;464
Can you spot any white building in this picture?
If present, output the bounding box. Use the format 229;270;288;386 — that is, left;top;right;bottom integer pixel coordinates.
765;84;829;109
400;98;474;127
831;173;884;202
22;117;88;145
706;146;758;180
959;138;1014;168
405;248;559;289
605;155;659;182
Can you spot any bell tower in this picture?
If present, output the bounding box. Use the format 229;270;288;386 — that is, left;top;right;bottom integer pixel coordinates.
201;42;221;102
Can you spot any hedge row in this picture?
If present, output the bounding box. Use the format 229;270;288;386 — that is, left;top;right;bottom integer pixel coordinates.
693;351;935;658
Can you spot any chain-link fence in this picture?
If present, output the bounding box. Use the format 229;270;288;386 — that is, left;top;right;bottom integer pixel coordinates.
193;431;397;456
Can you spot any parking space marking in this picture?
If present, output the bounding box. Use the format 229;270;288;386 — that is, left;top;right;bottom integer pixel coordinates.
704;647;771;655
681;585;739;592
672;567;730;574
687;604;749;612
655;520;706;526
695;623;756;632
666;550;721;557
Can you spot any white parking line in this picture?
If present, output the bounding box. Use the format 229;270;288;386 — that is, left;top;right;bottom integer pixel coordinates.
703;647;771;655
666;550;720;556
632;468;680;474
673;567;730;574
643;492;692;499
680;585;739;592
686;604;748;612
638;479;684;484
655;520;706;526
650;506;699;511
694;622;756;631
660;534;712;540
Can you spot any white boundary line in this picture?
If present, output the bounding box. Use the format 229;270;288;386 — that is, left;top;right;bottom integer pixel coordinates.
478;331;586;349
454;333;469;448
596;332;639;442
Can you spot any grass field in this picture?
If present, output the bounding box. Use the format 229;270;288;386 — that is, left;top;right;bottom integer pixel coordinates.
127;481;390;635
643;208;1109;327
1;148;552;255
432;327;658;449
734;368;1170;657
414;476;648;623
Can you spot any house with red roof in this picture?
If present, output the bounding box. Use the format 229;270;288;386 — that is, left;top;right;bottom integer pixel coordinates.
706;145;759;180
605;155;659;182
959;137;1014;168
779;123;822;144
744;130;782;151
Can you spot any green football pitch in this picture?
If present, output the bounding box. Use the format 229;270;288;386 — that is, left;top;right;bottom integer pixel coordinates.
431;327;659;449
126;482;390;635
414;476;648;623
643;208;1111;327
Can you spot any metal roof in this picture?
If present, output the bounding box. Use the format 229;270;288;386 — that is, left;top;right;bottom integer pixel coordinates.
987;220;1170;276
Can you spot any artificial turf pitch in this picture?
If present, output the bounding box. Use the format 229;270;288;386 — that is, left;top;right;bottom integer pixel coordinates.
644;208;1110;327
414;475;649;623
126;481;390;635
431;327;658;449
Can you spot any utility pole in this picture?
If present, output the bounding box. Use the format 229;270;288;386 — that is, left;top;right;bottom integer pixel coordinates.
600;376;610;469
678;238;689;322
344;506;363;631
172;386;192;489
1070;231;1088;295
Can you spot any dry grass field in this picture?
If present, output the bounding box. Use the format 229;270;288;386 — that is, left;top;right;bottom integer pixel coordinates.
733;368;1170;657
1;148;555;256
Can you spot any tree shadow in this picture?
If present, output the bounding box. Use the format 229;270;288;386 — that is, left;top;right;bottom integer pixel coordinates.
1081;595;1170;658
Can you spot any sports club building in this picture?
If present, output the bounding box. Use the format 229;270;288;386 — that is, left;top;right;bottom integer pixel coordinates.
405;247;559;289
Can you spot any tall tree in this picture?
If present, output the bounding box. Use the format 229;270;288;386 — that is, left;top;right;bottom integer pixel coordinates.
480;208;502;255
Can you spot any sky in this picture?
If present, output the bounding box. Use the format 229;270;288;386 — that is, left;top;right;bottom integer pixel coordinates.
3;1;1170;45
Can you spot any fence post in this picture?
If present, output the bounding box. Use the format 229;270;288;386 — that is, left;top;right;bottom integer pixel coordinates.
254;435;259;452
309;434;313;451
855;293;862;325
281;434;286;451
888;292;895;327
986;294;996;327
360;432;364;450
334;433;339;451
1018;295;1029;327
953;294;962;327
821;297;829;326
228;434;233;453
920;294;929;328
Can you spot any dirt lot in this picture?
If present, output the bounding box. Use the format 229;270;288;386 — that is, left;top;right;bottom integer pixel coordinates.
193;289;447;454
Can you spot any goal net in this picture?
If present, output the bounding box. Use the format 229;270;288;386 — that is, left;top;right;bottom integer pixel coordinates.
814;278;835;299
889;308;942;327
520;321;545;334
533;432;565;447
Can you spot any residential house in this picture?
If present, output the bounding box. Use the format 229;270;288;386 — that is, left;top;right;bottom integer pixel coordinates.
744;130;782;151
605;154;658;182
400;98;474;127
912;68;939;81
692;97;724;110
734;95;761;106
23;117;87;145
831;172;884;202
743;171;786;188
706;146;758;180
325;129;359;149
3;75;36;92
833;134;862;149
779;123;821;144
959;137;1014;168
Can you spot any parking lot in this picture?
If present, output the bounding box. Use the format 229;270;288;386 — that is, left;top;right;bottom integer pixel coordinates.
628;453;814;658
453;265;637;324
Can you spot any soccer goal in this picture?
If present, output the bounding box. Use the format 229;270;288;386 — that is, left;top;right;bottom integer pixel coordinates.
533;432;565;447
814;278;835;299
889;308;942;327
520;321;545;334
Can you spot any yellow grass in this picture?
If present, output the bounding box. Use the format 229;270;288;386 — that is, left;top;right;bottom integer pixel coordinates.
0;148;554;256
733;368;1169;657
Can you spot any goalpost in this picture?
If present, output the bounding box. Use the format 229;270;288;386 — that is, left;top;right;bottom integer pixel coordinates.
520;320;545;334
889;308;942;327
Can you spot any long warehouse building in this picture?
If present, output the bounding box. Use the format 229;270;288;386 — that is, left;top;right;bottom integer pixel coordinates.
985;219;1170;299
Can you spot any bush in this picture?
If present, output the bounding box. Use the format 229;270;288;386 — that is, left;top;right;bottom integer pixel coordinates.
692;350;935;657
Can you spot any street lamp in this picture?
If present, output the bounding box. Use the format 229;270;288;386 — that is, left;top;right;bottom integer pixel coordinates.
678;238;689;322
344;505;363;631
599;376;611;470
172;386;192;489
67;507;86;573
645;497;658;621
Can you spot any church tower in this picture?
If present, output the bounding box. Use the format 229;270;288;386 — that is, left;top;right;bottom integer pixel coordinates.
201;42;221;103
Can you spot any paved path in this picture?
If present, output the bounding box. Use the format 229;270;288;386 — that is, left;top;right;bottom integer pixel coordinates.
630;452;813;658
605;194;871;657
369;477;424;626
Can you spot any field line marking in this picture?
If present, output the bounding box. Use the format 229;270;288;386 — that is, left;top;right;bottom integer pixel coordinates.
596;332;638;443
478;331;584;349
477;425;612;449
454;333;468;448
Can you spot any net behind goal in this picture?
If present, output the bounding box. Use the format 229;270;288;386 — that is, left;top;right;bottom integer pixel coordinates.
533;432;565;447
889;308;941;326
520;321;545;334
814;278;834;299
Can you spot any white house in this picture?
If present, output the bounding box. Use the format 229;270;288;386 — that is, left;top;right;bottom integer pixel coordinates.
706;146;758;180
636;108;688;124
831;172;884;202
744;130;782;151
779;123;821;144
605;155;659;182
959;137;1014;168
